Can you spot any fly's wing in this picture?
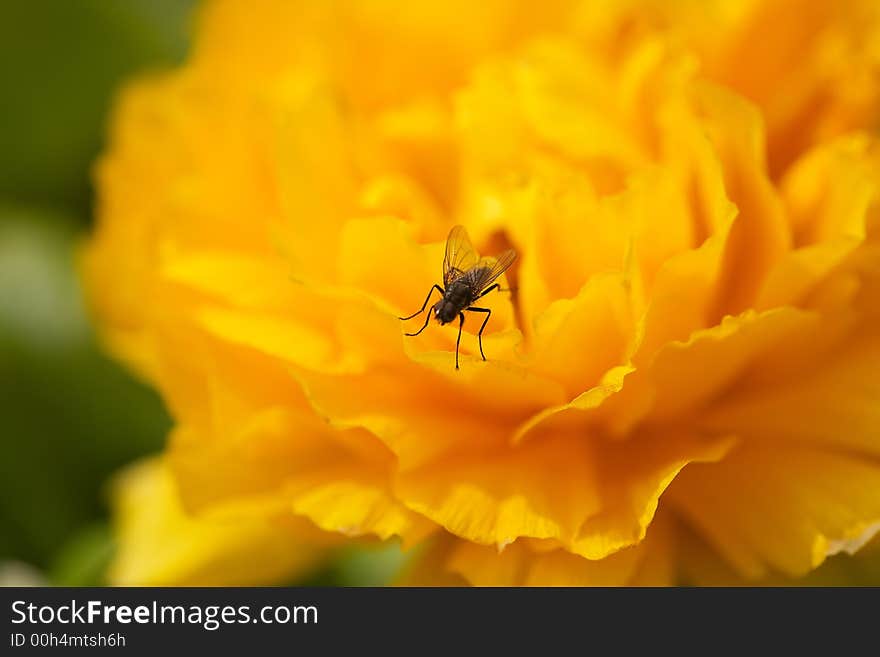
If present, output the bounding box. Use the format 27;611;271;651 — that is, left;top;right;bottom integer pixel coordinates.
443;225;479;287
469;249;517;294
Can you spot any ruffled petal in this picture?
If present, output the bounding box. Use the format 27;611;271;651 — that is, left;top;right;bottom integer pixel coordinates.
447;540;643;586
395;427;732;559
435;513;676;586
395;432;600;549
528;273;635;398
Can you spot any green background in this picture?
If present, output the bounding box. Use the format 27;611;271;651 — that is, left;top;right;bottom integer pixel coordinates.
0;0;876;587
1;0;194;586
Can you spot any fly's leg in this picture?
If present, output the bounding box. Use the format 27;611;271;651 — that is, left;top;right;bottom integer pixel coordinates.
399;285;445;321
476;282;516;300
466;306;491;361
476;283;500;300
405;303;435;337
455;312;465;370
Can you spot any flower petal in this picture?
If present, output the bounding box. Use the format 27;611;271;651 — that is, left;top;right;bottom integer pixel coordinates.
623;308;822;428
528;273;635;399
269;77;359;281
395;432;600;549
755;136;879;309
287;468;435;546
396;427;732;559
293;364;555;470
108;459;328;586
691;83;791;320
520;306;822;442
337;216;441;317
446;539;643;586
440;514;676;586
569;431;735;559
668;442;880;579
701;336;880;457
147;320;429;546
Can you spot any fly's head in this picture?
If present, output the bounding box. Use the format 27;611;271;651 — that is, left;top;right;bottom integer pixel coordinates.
434;299;458;325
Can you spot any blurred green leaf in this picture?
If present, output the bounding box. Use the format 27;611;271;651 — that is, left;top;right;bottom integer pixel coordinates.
49;522;115;587
298;541;409;587
0;0;196;216
332;541;409;586
0;206;169;569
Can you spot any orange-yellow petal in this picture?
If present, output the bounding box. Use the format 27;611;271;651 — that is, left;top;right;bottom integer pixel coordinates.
668;443;880;579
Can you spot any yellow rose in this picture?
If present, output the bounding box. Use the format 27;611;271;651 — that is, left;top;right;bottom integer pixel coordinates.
83;0;880;585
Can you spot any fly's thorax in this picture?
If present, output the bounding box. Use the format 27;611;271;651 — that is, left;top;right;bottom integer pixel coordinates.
435;281;473;324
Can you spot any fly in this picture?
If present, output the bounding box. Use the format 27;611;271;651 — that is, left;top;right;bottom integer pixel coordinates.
399;225;516;369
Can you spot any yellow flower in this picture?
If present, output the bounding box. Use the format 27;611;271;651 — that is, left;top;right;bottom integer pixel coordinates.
83;0;880;585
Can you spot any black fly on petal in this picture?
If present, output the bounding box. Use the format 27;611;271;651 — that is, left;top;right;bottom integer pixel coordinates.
399;225;516;370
